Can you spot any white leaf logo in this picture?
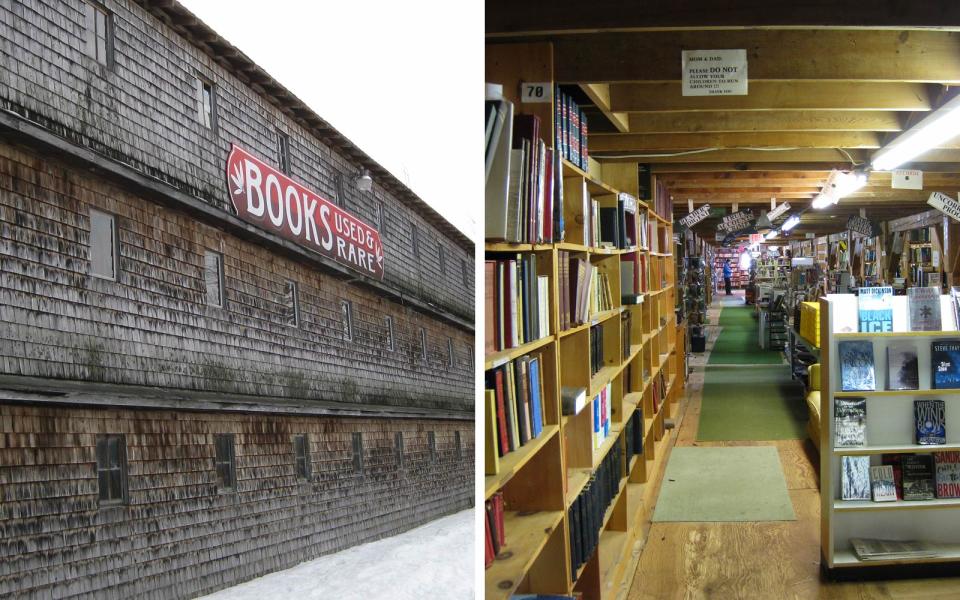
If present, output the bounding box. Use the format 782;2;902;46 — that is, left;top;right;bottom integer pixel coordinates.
375;244;384;270
230;164;244;196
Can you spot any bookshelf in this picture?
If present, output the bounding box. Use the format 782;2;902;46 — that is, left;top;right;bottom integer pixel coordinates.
819;294;960;577
485;41;682;600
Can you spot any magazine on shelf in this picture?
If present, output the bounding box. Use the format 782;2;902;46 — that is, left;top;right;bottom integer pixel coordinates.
850;538;939;561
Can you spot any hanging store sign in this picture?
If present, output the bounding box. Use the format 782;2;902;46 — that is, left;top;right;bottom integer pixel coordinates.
927;191;960;223
226;144;384;279
892;169;923;190
718;209;754;232
846;214;880;238
749;233;763;244
681;49;748;97
679;204;711;229
768;202;791;221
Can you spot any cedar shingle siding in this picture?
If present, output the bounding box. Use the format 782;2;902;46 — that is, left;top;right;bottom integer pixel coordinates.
0;1;474;597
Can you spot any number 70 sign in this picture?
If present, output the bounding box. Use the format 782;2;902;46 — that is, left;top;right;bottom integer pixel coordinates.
520;82;552;103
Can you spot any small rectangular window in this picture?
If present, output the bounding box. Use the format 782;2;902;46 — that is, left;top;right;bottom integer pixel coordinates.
89;209;118;280
377;200;387;237
276;130;290;174
334;172;346;208
385;316;395;352
438;244;446;274
341;300;353;341
84;3;113;66
395;431;404;467
204;251;224;307
95;434;128;505
447;338;454;368
420;328;427;361
455;431;462;460
468;345;474;370
428;431;436;462
352;432;364;475
293;434;310;480
214;433;236;491
196;77;216;130
284;280;299;327
461;258;469;287
411;224;420;259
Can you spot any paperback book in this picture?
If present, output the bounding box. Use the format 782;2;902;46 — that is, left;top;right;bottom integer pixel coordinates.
835;397;866;447
932;340;960;389
857;286;893;333
841;455;871;500
838;340;876;392
915;399;946;445
908;286;942;331
886;344;919;391
881;454;903;500
902;454;936;500
935;451;960;499
870;465;897;502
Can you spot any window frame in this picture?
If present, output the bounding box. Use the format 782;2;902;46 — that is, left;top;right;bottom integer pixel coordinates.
204;250;225;308
455;431;462;460
293;434;311;480
352;432;364;476
395;431;404;468
411;224;420;259
461;257;469;287
447;338;454;368
89;208;119;281
276;129;291;174
196;76;217;131
341;300;354;342
428;431;436;462
438;243;446;274
84;2;114;68
420;327;427;362
377;200;387;237
213;433;237;492
284;279;300;328
95;434;128;506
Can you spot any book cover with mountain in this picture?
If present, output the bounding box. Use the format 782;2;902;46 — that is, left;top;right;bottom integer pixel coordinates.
932;340;960;389
935;451;960;499
886;344;919;391
908;286;942;331
902;454;936;500
870;465;897;502
915;399;946;445
838;340;876;392
841;455;871;500
857;286;893;333
835;397;866;447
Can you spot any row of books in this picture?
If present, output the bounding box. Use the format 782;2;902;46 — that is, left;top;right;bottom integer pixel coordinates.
835;398;945;447
853;286;945;334
483;492;505;569
590;270;614;315
621;312;632;361
589;324;604;377
624;408;644;466
555;87;589;171
908;246;934;265
910;266;939;288
558;251;595;331
485;354;547;465
620;253;648;304
598;195;640;250
651;372;667;414
840;452;960;501
484;256;550;353
593;382;612;450
838;339;960;392
652;181;672;224
569;434;622;577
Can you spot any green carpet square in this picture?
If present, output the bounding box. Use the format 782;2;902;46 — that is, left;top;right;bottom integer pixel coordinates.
652;446;796;522
696;366;807;441
708;305;784;365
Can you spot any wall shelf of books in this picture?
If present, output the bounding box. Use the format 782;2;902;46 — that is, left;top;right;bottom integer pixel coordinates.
713;247;749;291
485;41;681;600
820;286;960;573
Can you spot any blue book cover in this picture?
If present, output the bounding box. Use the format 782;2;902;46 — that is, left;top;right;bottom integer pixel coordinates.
933;340;960;389
838;340;876;392
915;399;946;445
858;286;893;333
528;357;542;438
593;393;600;448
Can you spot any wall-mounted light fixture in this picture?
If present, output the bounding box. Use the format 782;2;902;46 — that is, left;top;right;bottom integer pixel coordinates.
355;168;373;192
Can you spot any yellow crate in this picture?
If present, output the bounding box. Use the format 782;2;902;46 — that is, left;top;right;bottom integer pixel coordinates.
808;363;821;391
800;302;821;347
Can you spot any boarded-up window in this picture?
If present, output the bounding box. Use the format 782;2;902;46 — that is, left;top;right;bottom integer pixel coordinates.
461;258;469;287
214;434;236;491
204;251;224;307
420;328;427;361
341;300;353;341
89;209;118;279
196;77;216;129
468;345;474;369
395;431;404;467
293;435;310;480
411;224;420;259
352;432;364;475
385;316;395;351
95;434;128;505
84;2;112;66
455;431;462;460
438;243;446;274
377;200;387;237
428;431;436;462
447;338;454;368
334;172;346;208
284;280;299;327
276;129;290;174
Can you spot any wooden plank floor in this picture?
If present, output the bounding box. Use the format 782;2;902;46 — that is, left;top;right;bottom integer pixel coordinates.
625;296;960;600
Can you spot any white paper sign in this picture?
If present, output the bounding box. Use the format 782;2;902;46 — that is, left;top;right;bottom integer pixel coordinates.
927;191;960;222
805;232;816;239
682;49;748;96
520;82;552;103
768;202;791;221
892;169;923;190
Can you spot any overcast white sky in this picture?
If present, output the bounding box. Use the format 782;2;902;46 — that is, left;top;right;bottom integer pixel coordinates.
179;0;481;240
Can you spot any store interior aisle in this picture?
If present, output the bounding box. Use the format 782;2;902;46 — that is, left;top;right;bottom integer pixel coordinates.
626;293;959;600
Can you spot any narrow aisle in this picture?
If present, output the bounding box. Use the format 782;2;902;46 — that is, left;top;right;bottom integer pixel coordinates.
625;293;957;600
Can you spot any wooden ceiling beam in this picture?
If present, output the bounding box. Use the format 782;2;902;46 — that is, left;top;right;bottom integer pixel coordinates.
590;131;882;152
579;84;629;133
609;82;931;112
648;162;960;173
550;30;960;83
627;110;903;133
599;149;869;163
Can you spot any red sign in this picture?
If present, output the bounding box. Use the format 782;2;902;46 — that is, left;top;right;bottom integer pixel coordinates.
226;144;384;280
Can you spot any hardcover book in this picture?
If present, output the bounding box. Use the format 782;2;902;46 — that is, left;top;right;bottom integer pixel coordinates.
915;399;946;445
951;286;960;331
841;455;871;500
886;344;919;391
882;454;903;500
902;454;936;500
932;340;960;389
857;286;893;333
908;286;942;331
838;341;876;392
935;451;960;499
870;465;897;502
835;397;866;447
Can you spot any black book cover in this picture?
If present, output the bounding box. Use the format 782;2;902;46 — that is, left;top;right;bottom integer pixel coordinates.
485;500;500;555
599;207;620;248
915;399;946;445
902;454;936;500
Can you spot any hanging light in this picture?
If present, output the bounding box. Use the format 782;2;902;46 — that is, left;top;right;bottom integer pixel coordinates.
764;230;778;241
872;93;960;171
781;215;801;231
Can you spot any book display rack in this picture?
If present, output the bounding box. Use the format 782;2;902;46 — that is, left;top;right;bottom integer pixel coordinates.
484;42;682;600
713;248;748;291
820;293;960;576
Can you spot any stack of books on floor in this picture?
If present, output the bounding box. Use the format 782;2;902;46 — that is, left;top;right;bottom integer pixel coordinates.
484;255;550;352
850;538;938;561
568;433;623;578
558;252;594;331
484;492;505;569
484;353;547;473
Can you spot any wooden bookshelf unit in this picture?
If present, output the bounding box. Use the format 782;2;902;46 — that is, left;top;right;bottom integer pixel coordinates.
485;42;682;600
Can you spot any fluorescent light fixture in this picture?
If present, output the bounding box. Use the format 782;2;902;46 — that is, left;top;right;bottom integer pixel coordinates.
811;170;866;209
872;93;960;171
764;230;778;241
811;192;835;210
782;215;801;231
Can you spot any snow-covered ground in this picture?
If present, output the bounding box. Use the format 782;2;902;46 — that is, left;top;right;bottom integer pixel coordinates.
195;509;474;600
